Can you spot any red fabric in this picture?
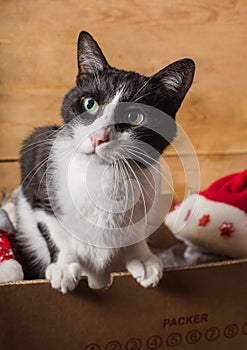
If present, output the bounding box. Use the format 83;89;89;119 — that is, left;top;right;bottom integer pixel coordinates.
0;231;15;262
200;169;247;213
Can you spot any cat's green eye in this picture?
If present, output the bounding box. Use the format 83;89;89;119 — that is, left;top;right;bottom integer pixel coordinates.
128;111;144;126
82;97;99;114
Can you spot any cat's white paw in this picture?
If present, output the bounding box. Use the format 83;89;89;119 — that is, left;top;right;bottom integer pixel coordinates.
127;255;163;288
87;274;110;289
45;262;82;294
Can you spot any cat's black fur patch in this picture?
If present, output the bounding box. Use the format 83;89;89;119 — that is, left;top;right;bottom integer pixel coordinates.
16;222;58;279
20;125;60;213
37;222;58;263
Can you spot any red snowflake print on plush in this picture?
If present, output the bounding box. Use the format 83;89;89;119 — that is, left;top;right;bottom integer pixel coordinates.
184;209;191;222
198;214;210;227
219;222;234;237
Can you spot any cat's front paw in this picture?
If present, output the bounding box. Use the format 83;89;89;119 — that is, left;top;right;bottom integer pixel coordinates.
127;255;163;288
45;262;82;294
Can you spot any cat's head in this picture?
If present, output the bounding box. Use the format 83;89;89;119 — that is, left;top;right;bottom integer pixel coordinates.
61;31;195;165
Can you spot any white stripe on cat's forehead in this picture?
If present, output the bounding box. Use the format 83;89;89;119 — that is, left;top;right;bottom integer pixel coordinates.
106;89;123;109
102;88;124;120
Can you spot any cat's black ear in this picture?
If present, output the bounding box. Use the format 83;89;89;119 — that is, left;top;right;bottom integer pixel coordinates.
153;58;195;111
77;31;109;75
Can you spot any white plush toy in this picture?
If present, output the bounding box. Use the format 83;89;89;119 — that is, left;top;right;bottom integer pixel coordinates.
165;169;247;261
0;207;24;282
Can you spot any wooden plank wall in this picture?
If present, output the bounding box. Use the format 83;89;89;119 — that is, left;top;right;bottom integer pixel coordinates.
0;0;246;200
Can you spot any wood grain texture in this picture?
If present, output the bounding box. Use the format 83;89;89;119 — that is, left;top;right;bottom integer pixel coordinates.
0;0;246;159
0;162;20;195
1;154;246;200
162;153;247;201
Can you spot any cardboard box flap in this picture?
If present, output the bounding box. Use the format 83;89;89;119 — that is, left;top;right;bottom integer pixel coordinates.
1;258;247;350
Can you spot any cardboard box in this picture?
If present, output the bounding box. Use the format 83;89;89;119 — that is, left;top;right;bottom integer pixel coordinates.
1;256;247;350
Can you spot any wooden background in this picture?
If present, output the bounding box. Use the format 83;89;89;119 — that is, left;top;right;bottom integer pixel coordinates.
0;0;246;200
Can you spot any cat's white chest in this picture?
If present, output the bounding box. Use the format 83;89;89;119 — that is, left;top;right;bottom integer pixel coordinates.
55;153;128;227
49;139;161;254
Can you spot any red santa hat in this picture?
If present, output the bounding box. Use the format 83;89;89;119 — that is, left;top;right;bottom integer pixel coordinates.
200;169;247;213
165;169;247;258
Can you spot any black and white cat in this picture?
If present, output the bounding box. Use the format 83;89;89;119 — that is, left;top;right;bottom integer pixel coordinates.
15;31;195;293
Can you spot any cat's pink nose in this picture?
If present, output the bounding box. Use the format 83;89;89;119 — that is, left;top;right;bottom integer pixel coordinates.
90;131;109;148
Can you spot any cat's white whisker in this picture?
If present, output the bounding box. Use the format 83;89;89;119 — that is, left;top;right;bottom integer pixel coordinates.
121;158;148;227
124;144;165;172
121;160;137;229
123;146;175;195
131;75;154;102
116;156;136;228
21;127;63;152
122;153;156;202
37;150;68;196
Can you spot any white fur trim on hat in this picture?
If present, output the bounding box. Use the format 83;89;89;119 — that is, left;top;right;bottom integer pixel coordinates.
0;259;24;283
